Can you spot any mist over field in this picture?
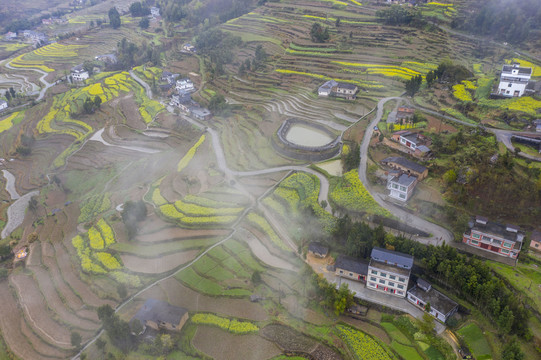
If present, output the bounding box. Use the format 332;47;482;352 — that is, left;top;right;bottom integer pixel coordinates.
0;0;540;359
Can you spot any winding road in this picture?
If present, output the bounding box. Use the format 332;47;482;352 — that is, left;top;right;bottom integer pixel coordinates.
358;97;454;244
3;60;53;101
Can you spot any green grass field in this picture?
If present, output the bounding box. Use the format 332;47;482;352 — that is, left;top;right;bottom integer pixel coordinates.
458;323;492;360
381;322;411;345
488;261;541;314
390;341;424;360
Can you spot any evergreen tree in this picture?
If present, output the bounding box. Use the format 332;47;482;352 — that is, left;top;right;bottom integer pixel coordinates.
108;7;121;29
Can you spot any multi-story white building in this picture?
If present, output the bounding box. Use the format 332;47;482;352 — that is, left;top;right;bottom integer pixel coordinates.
71;64;89;82
407;278;458;323
176;78;195;94
367;247;413;298
463;216;524;259
498;64;532;97
387;173;417;202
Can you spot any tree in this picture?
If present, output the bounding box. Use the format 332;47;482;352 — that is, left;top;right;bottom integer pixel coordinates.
71;331;82;348
9;87;15;98
424;302;431;313
0;268;8;280
96;338;106;352
130;318;144;335
426;70;435;86
5;91;11;102
108;7;121;29
405;75;422;97
502;338;525;360
139;17;149;29
251;271;262;284
94;96;102;109
335;17;341;27
443;169;457;185
130;2;150;17
310;23;330;43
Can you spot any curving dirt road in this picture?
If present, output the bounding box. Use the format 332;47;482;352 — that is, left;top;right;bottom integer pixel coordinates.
4;60;53;101
1;189;39;239
358;97;454;245
129;70;153;99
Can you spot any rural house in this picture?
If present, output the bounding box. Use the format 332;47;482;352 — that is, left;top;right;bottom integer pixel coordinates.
190;107;212;121
94;54;117;64
529;230;541;252
462;216;524;259
335;255;368;282
70;64;89;81
396;107;415;122
387;173;417;202
407;278;458;323
367;247;413;298
498;64;532;97
308;242;329;258
131;299;189;333
318;80;338;96
334;83;358;100
4;32;17;40
182;43;197;53
0;100;8;111
381;156;428;180
150;7;160;17
170;94;195;113
176;78;195;94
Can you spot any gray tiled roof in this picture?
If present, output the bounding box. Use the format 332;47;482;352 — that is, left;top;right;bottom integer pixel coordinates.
309;242;329;256
502;65;532;75
381;157;427;174
337;82;358;90
371;247;413;269
335;255;368;275
408;286;458;316
390;173;417;187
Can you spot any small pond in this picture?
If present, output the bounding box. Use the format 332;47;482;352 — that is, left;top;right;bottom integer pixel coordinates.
285;124;334;147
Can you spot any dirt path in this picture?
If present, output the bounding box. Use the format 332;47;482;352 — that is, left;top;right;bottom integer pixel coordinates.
1;189;39;239
3;59;53;101
129;70;153;99
239;228;296;271
2;169;20;200
89;128;160;154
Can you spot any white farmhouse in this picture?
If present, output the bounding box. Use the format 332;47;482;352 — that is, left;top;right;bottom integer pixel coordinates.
318;80;338;96
176;78;195;94
498;64;532;97
367;247;413;298
0;100;8;111
71;64;89;82
407;278;458;323
387;173;417;202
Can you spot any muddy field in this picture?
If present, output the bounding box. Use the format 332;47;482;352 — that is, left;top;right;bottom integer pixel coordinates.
193;326;281;360
121;249;199;274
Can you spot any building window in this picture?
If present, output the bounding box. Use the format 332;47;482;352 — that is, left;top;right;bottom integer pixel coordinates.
472;233;480;239
471;240;479;245
379;279;385;284
503;241;513;248
399;277;406;283
349;273;353;277
397;291;402;295
399;193;406;199
392;183;398;189
389;275;396;280
388;282;395;287
371;270;377;275
536;243;539;248
399;186;406;192
508;83;512;87
339;270;343;274
380;272;386;277
370;277;377;282
482;235;491;242
398;284;404;289
501;249;510;254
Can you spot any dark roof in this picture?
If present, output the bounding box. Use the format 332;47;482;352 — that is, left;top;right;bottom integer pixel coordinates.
371;247;413;269
401;133;419;143
502;65;532;75
390;173;417;187
335;255;368;275
369;259;411;276
416;145;430;153
471;219;524;243
407;286;458;316
417;278;431;291
392;130;412;136
308;242;329;256
337;82;358;90
381;157;427;174
319;80;338;90
191;107;211;116
132;299;188;326
532;230;541;242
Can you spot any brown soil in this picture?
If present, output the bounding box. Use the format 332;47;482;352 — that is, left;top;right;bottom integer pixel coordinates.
136;227;230;243
0;281;69;360
192;326;281;360
10;274;73;348
146;277;268;321
118;94;146;130
121;249;199;274
425;114;457;134
28;265;99;334
52;241;115;308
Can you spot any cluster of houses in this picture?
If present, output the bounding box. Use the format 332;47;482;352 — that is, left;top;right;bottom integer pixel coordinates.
318;80;358;100
4;30;48;46
165;73;212;121
310;243;459;323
